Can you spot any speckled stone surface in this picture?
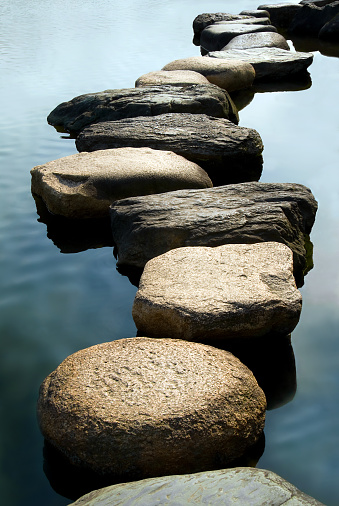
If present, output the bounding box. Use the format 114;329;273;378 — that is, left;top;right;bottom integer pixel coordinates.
37;338;266;480
135;70;210;87
223;31;290;51
30;147;212;218
162;56;255;91
70;467;324;505
201;23;277;52
133;243;302;340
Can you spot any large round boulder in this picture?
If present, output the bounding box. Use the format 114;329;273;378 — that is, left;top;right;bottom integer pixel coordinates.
162;56;255;91
37;338;266;481
135;70;210;87
30;147;212;219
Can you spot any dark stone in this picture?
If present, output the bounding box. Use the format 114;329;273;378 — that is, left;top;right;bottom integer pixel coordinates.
192;13;252;43
240;9;270;18
319;12;339;40
76;113;264;186
47;84;238;135
109;182;317;287
257;3;303;29
209;47;313;81
200;22;277;52
289;1;339;37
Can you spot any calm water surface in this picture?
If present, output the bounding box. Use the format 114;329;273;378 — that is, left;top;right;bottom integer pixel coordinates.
0;1;338;505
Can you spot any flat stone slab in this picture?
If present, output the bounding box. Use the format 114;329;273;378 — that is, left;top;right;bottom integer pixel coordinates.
110;182;318;287
70;467;324;506
135;70;210;87
133;242;302;340
37;337;266;480
200;23;278;52
47;84;238;135
162;56;255;91
208;47;313;80
76;113;263;185
30;147;212;219
258;4;302;29
193;13;253;41
224;31;290;51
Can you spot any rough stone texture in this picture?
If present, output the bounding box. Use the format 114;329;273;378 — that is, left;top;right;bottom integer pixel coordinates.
30;148;212;219
162;56;255;91
47;84;238;135
301;0;335;6
288;2;339;37
319;12;339;41
133;243;302;341
214;17;272;25
70;467;324;506
76;114;263;186
257;3;302;29
200;22;278;52
240;9;270;18
192;13;252;41
37;337;266;480
208;47;313;81
135;70;210;87
109;182;318;287
223;31;290;51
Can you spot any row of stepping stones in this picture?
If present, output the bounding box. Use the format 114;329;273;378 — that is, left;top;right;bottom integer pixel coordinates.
34;3;324;504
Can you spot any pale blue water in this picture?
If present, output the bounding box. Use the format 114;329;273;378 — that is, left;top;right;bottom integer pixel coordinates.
0;0;338;504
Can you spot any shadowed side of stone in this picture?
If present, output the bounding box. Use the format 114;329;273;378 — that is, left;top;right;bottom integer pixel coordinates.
47;84;239;135
110;182;317;287
37;338;266;483
76;113;263;186
69;467;324;506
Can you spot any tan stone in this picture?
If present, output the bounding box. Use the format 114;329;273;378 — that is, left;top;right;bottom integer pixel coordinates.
135;70;210;87
37;337;266;480
30;147;212;219
162;56;255;91
133;243;302;341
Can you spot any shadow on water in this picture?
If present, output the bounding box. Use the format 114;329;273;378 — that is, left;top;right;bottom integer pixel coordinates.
42;433;265;501
33;195;114;253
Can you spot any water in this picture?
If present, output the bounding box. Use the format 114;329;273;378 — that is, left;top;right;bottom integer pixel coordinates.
0;0;338;504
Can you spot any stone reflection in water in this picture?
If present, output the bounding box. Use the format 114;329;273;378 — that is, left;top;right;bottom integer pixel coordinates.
33;194;113;253
204;334;297;411
42;434;265;501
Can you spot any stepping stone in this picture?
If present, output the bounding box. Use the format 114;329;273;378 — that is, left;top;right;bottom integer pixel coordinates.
223;31;290;51
30;147;212;219
47;84;238;135
208;47;313;80
200;22;277;52
76;114;263;186
110;182;318;287
258;3;302;29
37;337;266;480
319;12;339;41
162;56;255;91
133;243;302;341
135;70;210;87
69;467;324;506
288;2;339;37
240;9;270;18
193;13;253;42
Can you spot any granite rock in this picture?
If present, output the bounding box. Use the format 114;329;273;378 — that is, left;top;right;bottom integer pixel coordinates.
70;467;324;506
192;13;252;42
76;113;263;185
257;3;302;29
135;70;210;87
200;22;277;52
47;84;237;135
208;47;313;80
109;182;317;287
133;242;302;340
162;56;255;91
37;338;266;480
288;1;339;37
223;31;290;51
30;147;212;219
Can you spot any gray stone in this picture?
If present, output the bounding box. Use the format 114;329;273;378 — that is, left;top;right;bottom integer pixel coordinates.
135;70;210;87
319;12;339;41
214;17;272;25
162;56;255;92
69;467;324;505
109;182;317;287
37;337;266;479
257;3;302;29
47;84;238;135
200;22;278;52
240;9;271;18
288;1;339;37
208;47;313;80
133;242;302;340
192;13;252;41
300;0;336;7
76;114;263;186
223;31;290;51
30;147;212;219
